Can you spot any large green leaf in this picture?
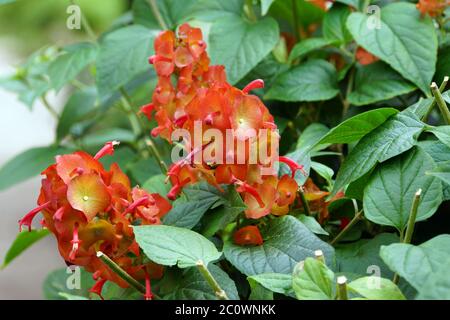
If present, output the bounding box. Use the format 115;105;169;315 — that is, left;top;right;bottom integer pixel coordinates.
296;123;329;151
292;257;335;300
166;264;239;300
0;146;69;191
317;108;398;145
208;15;279;84
56;88;97;140
426;160;450;186
380;235;450;292
133;225;222;268
288;38;333;63
427;126;450;149
248;273;294;297
96;25;159;97
142;174;171;196
332;111;425;196
43;268;95;300
415;258;450;300
1;229;50;269
223;216;334;276
49;42;98;91
265;60;339;102
346;3;437;95
348;62;416;106
323;4;352;44
348;277;405;300
364;147;442;230
335;233;398;278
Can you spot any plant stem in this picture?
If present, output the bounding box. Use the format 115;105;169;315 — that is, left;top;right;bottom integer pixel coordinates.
330;210;363;246
120;88;141;136
40;95;59;119
423;76;449;122
431;81;450;125
120;88;168;174
403;189;422;245
393;190;422;285
71;0;96;41
337;276;348;300
196;260;229;300
145;137;168;173
298;187;311;216
292;0;301;42
244;0;257;22
314;250;325;263
147;0;168;30
97;251;146;294
342;67;355;118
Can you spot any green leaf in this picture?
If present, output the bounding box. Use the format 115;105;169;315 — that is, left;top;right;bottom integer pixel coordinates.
49;42;98;91
2;229;50;269
288;38;333;63
209;15;279;84
142;174;171;196
323;4;352;44
292;257;335;300
335;233;398;278
348;62;416;106
223;216;334;276
348;277;405;300
166;264;239;300
332;111;425;196
81;128;135;147
265;60;339;102
248;279;274;300
43;268;95;300
162;195;219;229
427;160;450;186
133;225;222;268
57;88;97;140
96;25;159;97
416;258;450;300
435;46;450;85
296;123;330;151
0;146;69;191
248;273;294;297
380;235;450;292
427;126;450;149
297;214;329;236
201;186;246;237
317;108;398;145
406;97;433;119
346;2;437;95
364;147;442;230
58;293;89;300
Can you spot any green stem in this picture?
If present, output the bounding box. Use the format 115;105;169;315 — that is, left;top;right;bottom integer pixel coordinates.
403;189;422;245
120;88;168;174
145;137;168;173
40;95;59;119
97;251;146;294
148;0;168;30
196;260;229;300
422;76;449;122
330;210;363;245
244;0;257;22
314;250;325;263
337;276;348;300
431;81;450;125
120;88;141;136
298;187;311;216
342;67;355;118
71;0;96;40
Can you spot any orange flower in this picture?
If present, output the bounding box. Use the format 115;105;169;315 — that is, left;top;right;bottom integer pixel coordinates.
20;142;171;298
416;0;448;17
233;225;264;246
355;47;379;65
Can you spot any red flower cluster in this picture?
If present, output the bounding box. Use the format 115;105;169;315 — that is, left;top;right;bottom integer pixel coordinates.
416;0;448;17
142;24;303;220
19;142;171;299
